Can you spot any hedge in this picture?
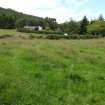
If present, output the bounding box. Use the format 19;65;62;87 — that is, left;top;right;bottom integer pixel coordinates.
17;28;62;35
44;35;102;39
17;28;103;40
0;34;13;39
28;34;103;40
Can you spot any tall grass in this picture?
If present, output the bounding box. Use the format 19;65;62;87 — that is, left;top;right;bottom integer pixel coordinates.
0;32;105;104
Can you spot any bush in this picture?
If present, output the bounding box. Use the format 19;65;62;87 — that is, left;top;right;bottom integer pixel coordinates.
45;35;61;39
28;34;35;39
87;21;105;36
36;35;43;39
17;28;104;39
27;34;103;40
0;34;12;39
17;28;62;35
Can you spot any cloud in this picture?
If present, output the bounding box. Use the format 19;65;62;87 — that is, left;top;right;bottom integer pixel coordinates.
0;0;93;23
64;0;88;5
34;0;89;22
0;0;60;10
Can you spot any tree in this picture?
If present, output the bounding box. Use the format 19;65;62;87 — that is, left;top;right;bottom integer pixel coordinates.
87;21;105;36
59;19;80;34
68;19;80;34
79;16;89;34
15;18;26;28
98;15;104;21
0;7;44;29
44;17;58;30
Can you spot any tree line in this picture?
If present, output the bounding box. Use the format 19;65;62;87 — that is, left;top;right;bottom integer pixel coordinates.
0;7;57;30
0;7;105;36
59;15;105;36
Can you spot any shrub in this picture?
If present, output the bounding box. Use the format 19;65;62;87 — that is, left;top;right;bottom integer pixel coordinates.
17;28;62;35
0;34;12;39
87;21;105;36
45;35;61;39
28;34;35;39
17;28;104;39
36;35;43;39
47;35;102;40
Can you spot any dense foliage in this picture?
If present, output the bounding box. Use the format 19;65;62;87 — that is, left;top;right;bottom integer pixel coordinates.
59;15;105;36
0;7;57;30
59;19;80;34
0;7;43;29
79;16;89;34
88;21;105;36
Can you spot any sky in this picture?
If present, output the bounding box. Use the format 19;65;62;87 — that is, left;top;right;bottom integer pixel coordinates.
0;0;105;23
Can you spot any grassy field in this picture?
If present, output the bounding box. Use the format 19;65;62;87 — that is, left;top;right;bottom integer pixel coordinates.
0;29;48;37
0;29;105;105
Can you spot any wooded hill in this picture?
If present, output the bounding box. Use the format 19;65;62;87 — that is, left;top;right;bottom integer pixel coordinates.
0;7;43;29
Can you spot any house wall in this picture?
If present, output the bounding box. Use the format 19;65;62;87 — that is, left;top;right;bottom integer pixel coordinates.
38;26;43;31
24;26;43;31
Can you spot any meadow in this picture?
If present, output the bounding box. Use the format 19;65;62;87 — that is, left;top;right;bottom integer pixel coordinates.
0;29;105;105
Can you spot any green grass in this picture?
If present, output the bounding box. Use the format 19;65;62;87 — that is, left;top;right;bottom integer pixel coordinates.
0;29;40;37
0;29;19;36
0;29;105;105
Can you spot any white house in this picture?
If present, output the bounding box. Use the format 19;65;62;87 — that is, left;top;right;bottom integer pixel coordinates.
24;26;43;31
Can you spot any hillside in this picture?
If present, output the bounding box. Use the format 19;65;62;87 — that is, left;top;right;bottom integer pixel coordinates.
0;7;41;18
0;7;43;29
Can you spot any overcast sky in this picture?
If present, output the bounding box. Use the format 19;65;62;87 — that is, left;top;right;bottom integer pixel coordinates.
0;0;105;23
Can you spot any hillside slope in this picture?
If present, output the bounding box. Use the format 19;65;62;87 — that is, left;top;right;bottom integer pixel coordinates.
0;7;43;28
